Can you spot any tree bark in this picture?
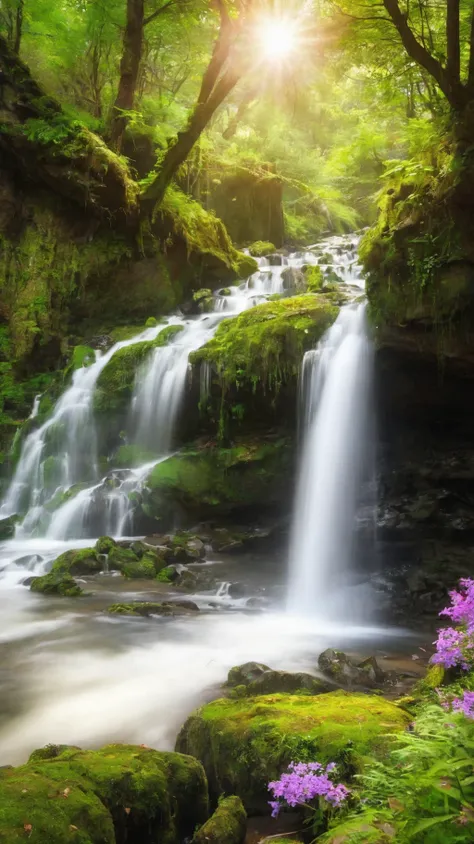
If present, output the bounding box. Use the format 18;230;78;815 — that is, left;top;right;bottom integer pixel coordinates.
446;0;460;85
468;8;474;90
109;0;145;151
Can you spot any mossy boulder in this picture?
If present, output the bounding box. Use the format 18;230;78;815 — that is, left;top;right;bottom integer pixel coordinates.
93;324;185;416
192;796;246;844
95;536;117;555
227;662;331;697
30;571;84;597
141;438;293;526
248;241;276;258
190;295;338;396
176;692;410;810
303;265;324;292
50;548;102;576
107;600;200;617
0;743;209;844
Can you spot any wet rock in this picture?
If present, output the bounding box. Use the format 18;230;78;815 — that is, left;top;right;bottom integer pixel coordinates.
95;536;117;555
13;554;42;569
192;795;246;844
244;670;331;697
228;582;248;599
107;600;200;617
281;267;306;292
0;515;17;540
227;662;271;686
88;334;114;351
267;254;285;266
318;649;384;689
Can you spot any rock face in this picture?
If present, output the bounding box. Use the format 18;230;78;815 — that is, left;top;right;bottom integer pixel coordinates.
176;692;410;812
0;743;208;844
374;347;474;620
227;662;331;696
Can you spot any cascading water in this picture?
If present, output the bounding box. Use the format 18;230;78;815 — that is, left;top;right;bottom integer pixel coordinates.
287;242;373;618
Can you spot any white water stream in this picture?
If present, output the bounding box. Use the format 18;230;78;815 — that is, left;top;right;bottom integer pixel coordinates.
0;233;401;767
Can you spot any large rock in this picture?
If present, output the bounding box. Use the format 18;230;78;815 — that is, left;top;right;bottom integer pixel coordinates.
0;515;17;540
140;437;294;528
0;743;208;844
176;692;410;812
227;662;331;696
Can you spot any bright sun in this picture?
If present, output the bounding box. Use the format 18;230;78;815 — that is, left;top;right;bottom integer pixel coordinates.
259;19;298;61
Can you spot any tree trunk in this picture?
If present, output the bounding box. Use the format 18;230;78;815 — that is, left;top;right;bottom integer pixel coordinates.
446;0;460;85
109;0;145;151
141;70;240;212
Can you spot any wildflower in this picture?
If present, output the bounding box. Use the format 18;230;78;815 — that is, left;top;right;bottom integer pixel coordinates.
268;761;349;816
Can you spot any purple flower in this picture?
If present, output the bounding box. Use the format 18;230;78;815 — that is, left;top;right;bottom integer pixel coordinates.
268;760;349;815
452;691;474;719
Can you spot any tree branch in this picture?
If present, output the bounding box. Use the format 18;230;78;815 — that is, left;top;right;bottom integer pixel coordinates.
383;0;465;109
143;0;176;27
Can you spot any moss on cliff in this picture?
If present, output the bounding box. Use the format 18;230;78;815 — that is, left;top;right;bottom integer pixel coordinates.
191;295;338;395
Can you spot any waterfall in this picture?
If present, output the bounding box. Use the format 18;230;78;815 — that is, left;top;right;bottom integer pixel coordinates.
287;303;373;617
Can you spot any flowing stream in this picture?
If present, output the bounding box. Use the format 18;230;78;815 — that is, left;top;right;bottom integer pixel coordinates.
0;234;413;765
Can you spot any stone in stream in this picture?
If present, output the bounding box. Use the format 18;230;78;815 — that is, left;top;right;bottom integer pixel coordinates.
318;649;387;689
107;601;200;617
227;662;331;697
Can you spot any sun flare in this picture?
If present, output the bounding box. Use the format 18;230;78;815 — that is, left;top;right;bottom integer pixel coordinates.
259;18;299;61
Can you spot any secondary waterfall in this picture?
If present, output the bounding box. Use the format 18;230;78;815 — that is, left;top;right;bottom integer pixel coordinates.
0;233;364;548
287;251;373;617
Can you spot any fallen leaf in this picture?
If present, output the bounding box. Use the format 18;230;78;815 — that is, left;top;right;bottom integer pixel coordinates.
69;825;78;832
24;824;32;835
63;787;71;798
124;808;131;815
21;790;27;794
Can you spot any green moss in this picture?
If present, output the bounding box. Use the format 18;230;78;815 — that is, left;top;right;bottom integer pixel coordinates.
95;537;117;555
71;345;95;370
93;325;185;415
304;265;324;292
113;445;158;468
248;241;276;258
192;795;246;844
0;763;114;843
30;571;84;597
50;548;101;576
12;743;209;844
107;601;199;616
190;295;338;394
193;289;212;303
157;186;257;281
176;692;410;809
145;316;158;328
142;438;293;525
156;566;176;583
93;340;154;415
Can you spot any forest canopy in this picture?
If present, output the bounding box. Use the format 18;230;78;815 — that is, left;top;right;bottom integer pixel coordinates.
1;0;473;240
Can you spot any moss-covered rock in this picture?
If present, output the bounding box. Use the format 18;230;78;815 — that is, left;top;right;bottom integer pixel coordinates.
248;242;276;258
141;437;294;526
30;571;84;597
50;548;102;576
192;796;246;844
191;296;338;396
0;743;209;844
107;600;200;617
303;265;324;292
95;536;117;555
176;692;410;810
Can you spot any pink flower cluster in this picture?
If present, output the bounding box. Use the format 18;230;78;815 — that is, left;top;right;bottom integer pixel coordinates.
452;691;474;719
268;761;350;817
431;579;474;670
